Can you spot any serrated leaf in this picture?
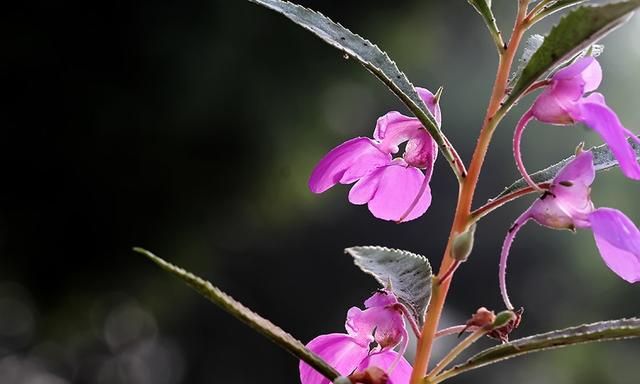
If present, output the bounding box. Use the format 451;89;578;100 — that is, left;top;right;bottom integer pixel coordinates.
435;318;640;382
248;0;463;179
492;136;640;200
536;0;590;20
345;246;432;325
133;247;339;381
507;1;640;107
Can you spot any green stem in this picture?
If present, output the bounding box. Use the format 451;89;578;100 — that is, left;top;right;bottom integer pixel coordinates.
426;328;489;381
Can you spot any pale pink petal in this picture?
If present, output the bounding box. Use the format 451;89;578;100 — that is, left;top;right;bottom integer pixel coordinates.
299;334;369;384
573;98;640;180
360;162;431;222
589;208;640;283
309;137;390;194
416;87;442;126
357;350;412;384
553;56;602;92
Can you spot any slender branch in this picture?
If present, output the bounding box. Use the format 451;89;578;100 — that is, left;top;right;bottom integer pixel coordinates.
395;303;423;339
438;261;461;286
434;325;480;339
469;183;549;223
426;328;489;381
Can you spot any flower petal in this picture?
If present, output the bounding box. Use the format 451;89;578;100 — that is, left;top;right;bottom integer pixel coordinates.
345;292;405;350
404;129;438;174
357;350;412;384
416;87;442;126
573;97;640;180
355;162;431;222
551;150;595;203
553;56;602;92
309;137;390;194
373;111;424;154
299;334;369;384
589;208;640;283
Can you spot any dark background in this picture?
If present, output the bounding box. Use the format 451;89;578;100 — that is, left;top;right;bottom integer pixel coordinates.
2;1;640;383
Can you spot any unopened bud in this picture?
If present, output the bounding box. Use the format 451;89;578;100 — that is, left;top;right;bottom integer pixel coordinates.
492;310;517;329
451;224;476;262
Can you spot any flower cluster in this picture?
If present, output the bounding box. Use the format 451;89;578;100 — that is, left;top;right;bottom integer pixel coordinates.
514;56;640;190
500;150;640;309
299;291;411;384
308;88;441;222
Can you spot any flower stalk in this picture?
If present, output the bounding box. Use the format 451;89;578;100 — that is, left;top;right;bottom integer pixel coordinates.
409;2;530;382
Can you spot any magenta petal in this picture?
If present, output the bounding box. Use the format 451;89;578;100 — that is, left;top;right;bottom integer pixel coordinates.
574;98;640;180
357;350;412;384
373;111;424;153
588;208;640;283
553;56;602;92
309;137;390;194
351;162;431;222
299;334;369;384
551;150;595;208
416;87;442;126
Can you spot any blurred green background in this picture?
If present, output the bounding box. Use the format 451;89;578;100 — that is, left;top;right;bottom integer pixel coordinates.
2;1;639;383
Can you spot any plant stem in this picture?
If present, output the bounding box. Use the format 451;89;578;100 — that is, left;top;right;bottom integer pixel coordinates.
409;3;529;383
469;183;549;223
427;328;488;381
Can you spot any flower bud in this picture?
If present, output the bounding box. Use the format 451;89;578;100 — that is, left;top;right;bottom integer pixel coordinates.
451;224;476;262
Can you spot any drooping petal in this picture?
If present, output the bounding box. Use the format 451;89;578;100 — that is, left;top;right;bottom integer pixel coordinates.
349;161;431;222
357;350;412;384
416;87;442;126
309;137;391;194
589;208;640;283
553;56;602;92
299;334;369;384
573;97;640;180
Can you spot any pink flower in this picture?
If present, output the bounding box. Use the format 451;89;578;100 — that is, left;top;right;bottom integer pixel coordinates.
299;291;412;384
513;56;640;189
500;151;640;309
308;88;441;222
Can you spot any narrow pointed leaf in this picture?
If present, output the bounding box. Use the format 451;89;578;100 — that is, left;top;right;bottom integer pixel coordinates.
507;1;640;108
247;0;464;179
533;1;590;21
468;0;504;53
345;246;432;325
133;247;339;381
435;318;640;382
492;136;640;200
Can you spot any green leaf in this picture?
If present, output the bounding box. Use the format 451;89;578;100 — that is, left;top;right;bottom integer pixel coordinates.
133;247;340;381
533;1;590;22
468;0;504;53
492;137;640;200
247;0;464;180
345;246;432;325
434;318;640;383
507;1;640;107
